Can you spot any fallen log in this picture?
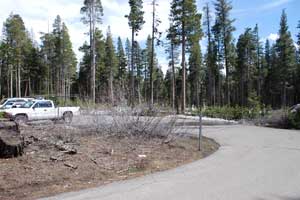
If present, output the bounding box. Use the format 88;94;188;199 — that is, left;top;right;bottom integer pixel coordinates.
54;140;77;155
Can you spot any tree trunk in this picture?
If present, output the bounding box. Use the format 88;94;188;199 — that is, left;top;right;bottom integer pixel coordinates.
109;68;114;105
130;29;135;108
0;123;24;158
90;2;96;103
29;77;32;96
18;63;21;97
149;0;155;109
205;4;213;106
224;43;230;106
10;68;13;98
181;21;186;114
137;81;141;105
171;43;176;111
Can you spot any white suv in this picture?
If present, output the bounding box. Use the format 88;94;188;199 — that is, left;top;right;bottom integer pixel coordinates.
0;98;34;109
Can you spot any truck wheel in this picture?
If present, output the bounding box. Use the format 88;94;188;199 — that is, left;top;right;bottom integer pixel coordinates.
15;115;28;125
63;112;73;124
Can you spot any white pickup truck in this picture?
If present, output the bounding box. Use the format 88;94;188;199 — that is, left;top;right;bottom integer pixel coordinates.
3;100;80;124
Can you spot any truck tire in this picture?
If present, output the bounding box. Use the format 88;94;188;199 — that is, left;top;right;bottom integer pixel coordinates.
63;112;73;124
14;114;28;125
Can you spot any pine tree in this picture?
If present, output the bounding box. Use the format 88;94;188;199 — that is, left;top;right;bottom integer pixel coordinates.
94;29;106;100
81;0;104;103
40;17;77;99
126;0;145;107
166;23;180;111
188;4;203;108
236;28;256;106
169;0;202;113
213;0;235;105
125;38;131;72
263;39;271;105
149;0;161;108
296;20;300;64
133;41;144;104
203;3;215;106
295;20;300;103
61;23;77;100
52;15;63;96
253;24;264;101
104;27;117;105
116;37;127;91
275;10;296;107
2;14;28;97
40;32;56;96
143;36;152;101
188;41;203;107
78;42;91;97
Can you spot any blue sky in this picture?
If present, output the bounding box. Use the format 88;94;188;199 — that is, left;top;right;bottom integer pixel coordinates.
0;0;299;73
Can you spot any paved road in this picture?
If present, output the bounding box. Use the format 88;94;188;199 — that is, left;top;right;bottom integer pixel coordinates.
43;125;300;200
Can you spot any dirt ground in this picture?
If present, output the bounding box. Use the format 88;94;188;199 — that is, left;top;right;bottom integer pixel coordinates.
0;124;219;200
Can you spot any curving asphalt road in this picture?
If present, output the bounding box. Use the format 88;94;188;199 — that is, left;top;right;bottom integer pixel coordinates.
43;125;300;200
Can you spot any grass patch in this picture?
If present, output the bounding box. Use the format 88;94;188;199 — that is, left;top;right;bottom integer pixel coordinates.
0;111;4;119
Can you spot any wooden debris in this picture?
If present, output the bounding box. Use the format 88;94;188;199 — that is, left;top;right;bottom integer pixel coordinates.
64;163;78;170
55;141;77;155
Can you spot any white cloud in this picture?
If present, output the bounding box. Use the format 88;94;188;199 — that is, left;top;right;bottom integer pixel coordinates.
267;33;279;41
259;0;294;11
0;0;174;72
232;0;295;16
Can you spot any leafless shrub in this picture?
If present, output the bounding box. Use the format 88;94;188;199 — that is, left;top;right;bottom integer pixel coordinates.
86;105;178;139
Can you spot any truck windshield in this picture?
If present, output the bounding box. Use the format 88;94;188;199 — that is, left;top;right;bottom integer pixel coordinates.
21;101;35;108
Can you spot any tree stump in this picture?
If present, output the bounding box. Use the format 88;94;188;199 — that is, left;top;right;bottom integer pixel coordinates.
0;122;24;158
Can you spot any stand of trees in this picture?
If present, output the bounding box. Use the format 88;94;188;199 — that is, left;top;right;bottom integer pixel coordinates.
0;0;299;111
0;13;76;99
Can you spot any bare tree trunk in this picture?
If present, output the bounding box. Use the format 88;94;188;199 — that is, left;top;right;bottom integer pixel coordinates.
15;68;18;97
144;62;147;101
130;29;135;108
138;82;141;105
50;64;53;96
181;21;186;114
217;70;221;106
17;62;21;97
171;43;176;111
24;81;28;97
29;77;31;96
212;76;216;106
205;3;213;106
109;68;114;105
149;0;156;108
10;67;14;97
90;2;96;103
224;43;230;106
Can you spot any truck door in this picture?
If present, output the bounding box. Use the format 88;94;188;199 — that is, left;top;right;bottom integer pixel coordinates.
33;101;53;120
44;101;57;119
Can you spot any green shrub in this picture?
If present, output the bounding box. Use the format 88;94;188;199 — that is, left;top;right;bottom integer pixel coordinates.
199;106;262;120
287;111;300;129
